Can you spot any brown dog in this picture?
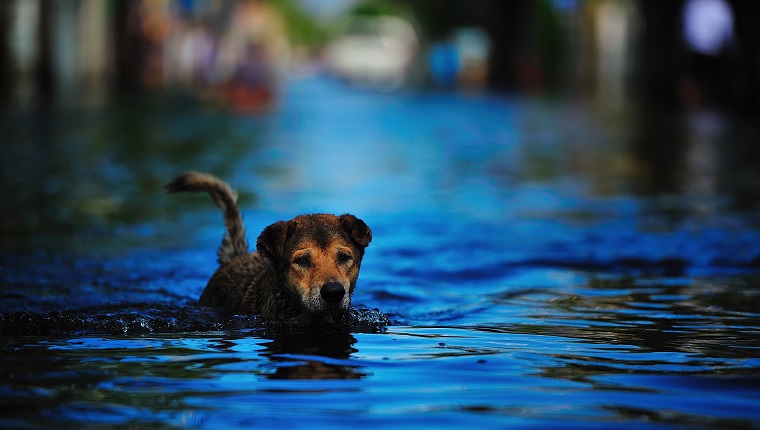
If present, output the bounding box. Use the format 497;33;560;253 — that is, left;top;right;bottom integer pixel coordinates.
166;172;372;322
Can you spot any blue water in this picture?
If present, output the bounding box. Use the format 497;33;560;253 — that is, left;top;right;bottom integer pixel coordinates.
2;78;760;429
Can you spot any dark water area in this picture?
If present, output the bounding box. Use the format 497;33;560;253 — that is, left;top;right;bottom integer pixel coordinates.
2;78;760;428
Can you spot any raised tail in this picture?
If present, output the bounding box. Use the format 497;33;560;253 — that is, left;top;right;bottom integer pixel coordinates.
165;171;249;265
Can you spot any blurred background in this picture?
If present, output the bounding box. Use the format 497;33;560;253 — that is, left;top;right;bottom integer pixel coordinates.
1;0;759;257
2;0;760;109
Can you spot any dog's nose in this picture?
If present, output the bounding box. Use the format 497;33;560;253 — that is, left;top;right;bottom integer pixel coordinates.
320;282;345;303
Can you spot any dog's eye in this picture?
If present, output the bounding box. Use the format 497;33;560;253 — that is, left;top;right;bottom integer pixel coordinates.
337;252;353;265
292;255;312;268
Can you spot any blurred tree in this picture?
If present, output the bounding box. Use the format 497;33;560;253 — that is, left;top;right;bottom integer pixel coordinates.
271;0;330;47
347;0;416;20
37;0;54;105
725;0;760;110
0;2;9;105
113;0;146;95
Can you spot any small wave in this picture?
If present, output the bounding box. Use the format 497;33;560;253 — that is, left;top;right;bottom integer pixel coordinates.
0;304;390;336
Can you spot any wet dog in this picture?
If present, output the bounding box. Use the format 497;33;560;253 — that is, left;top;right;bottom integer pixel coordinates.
166;172;372;322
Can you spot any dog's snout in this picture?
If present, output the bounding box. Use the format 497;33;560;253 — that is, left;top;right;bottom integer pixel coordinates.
320;282;345;303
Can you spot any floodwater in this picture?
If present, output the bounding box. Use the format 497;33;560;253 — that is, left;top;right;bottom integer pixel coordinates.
1;77;760;429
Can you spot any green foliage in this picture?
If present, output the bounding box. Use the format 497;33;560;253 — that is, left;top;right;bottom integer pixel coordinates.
269;0;329;46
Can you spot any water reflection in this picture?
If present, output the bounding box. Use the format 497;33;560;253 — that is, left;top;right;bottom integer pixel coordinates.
2;79;759;258
630;107;760;214
0;98;272;257
194;331;364;380
507;275;760;361
261;332;365;380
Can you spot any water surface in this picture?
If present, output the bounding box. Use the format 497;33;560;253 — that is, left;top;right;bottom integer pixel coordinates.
1;78;760;429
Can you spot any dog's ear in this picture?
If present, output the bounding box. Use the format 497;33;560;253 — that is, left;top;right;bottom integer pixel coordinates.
256;221;290;262
340;214;372;248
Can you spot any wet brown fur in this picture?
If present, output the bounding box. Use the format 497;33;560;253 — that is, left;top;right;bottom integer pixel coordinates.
166;172;372;321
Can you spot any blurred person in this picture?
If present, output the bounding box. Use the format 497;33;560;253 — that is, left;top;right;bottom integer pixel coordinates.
428;42;459;88
224;40;275;112
427;28;491;91
140;0;173;89
452;28;490;89
214;0;288;111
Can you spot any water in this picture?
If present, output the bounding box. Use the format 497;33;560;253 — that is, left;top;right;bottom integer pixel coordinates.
2;78;760;429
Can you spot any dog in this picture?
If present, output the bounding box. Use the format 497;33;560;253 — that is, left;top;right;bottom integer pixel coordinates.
166;172;372;322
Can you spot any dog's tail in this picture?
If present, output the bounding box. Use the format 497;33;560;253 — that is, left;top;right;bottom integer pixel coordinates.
165;171;249;265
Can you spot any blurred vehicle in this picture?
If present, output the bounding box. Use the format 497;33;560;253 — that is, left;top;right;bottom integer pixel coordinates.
325;16;418;91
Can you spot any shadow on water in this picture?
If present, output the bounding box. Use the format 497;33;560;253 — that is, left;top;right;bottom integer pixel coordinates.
2;78;760;428
259;332;365;380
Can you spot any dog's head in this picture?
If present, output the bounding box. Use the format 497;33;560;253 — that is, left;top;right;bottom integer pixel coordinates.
256;214;372;316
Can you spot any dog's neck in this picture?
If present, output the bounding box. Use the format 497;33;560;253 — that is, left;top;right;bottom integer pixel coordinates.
240;267;304;319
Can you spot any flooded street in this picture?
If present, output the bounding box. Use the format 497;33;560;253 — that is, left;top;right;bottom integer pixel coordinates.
2;77;760;428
